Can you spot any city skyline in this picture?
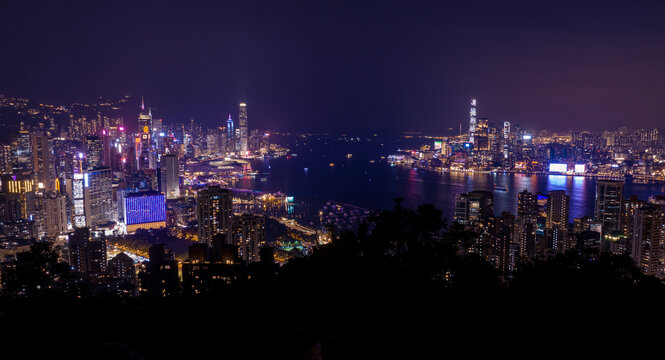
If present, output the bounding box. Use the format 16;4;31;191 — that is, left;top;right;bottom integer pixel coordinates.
1;92;663;137
2;0;665;132
1;2;665;357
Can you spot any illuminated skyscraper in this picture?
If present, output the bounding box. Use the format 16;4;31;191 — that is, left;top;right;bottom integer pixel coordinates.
197;186;233;246
239;103;248;153
10;130;32;175
631;204;663;277
32;135;56;191
123;191;166;233
595;180;624;236
469;98;477;143
474;118;489;152
68;227;107;277
135;133;153;170
85;135;103;169
41;192;68;238
70;173;86;227
546;190;570;253
84;167;113;227
454;190;493;225
0;174;36;221
226;114;235;152
138;97;152;134
493;212;517;273
232;213;265;263
502;121;510;159
516;190;538;259
159;154;180;199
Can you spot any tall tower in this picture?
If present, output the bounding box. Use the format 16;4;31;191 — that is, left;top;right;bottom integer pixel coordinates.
159;154;180;199
502;121;510;159
138;97;152;134
595;180;624;236
469;98;477;143
546;190;570;253
631;204;663;277
32;134;56;191
474;118;489;151
84;167;113;227
85;135;103;169
232;213;266;263
226;114;235;152
239;103;248;153
197;185;234;246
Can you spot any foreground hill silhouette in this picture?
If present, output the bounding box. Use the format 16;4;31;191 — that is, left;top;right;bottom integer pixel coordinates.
1;202;663;359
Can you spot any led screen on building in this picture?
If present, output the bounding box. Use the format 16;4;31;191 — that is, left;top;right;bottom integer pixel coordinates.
549;163;568;172
124;193;166;225
575;164;586;173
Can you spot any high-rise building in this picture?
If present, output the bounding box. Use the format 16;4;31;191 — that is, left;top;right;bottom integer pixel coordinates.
226;114;235;152
631;205;663;277
239;103;248;153
493;212;517;273
85;135;104;169
152;118;163;135
621;195;645;253
469;98;477;143
595;180;624;236
516;190;538;259
454;191;493;225
546;190;570;253
41;192;68;238
138;98;152;134
159;154;180;199
474;118;490;152
68;227;107;277
83;167;113;227
197;186;234;245
108;252;137;296
232;213;265;263
0;174;37;221
517;190;538;218
135;133;153;170
69;173;86;227
10;130;32;175
32;135;56;191
0;144;12;173
206;130;220;156
502;121;510;159
140;243;179;296
123;191;166;233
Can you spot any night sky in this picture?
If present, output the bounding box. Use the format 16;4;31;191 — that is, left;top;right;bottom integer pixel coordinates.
1;0;664;133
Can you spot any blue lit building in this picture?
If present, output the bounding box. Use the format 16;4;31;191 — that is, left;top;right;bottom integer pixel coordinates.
123;191;166;233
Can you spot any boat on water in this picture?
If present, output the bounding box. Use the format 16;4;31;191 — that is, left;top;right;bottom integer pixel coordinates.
493;183;508;191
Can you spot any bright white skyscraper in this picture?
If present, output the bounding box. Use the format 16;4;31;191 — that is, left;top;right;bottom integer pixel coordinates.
469;98;477;143
239;103;248;153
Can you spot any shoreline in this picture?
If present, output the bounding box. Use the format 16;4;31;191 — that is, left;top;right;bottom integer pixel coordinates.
396;165;665;184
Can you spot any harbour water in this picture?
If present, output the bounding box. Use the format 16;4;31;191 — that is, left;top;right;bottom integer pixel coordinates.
230;138;665;224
